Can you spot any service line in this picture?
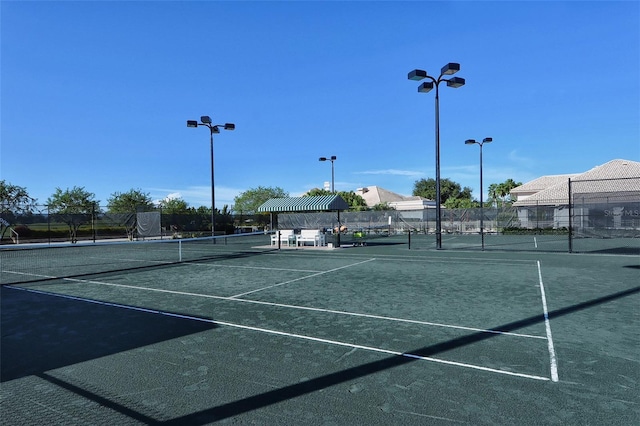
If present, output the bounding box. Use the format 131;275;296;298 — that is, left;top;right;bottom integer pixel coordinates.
537;260;559;382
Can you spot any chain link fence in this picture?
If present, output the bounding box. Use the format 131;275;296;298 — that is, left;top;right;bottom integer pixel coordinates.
2;177;638;254
0;206;259;244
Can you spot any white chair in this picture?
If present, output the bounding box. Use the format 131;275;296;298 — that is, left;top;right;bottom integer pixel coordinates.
296;229;326;247
271;230;295;247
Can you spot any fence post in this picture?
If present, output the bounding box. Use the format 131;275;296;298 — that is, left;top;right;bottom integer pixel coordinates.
568;178;573;253
47;205;51;245
92;203;96;243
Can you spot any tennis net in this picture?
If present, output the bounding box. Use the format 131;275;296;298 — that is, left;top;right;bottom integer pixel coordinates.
0;232;271;285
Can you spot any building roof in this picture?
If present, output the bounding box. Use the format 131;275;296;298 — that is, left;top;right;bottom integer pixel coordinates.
257;195;349;212
510;174;578;195
512;159;640;206
355;186;429;207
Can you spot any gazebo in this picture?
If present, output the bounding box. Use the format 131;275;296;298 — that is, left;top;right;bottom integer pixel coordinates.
257;195;349;246
257;194;349;214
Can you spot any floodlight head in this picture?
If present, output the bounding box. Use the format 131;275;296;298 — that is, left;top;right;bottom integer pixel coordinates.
483;137;493;143
330;155;337;160
441;63;460;75
418;81;434;93
319;157;327;162
223;123;235;131
465;139;477;145
408;69;428;81
187;120;199;128
446;77;465;88
200;116;212;124
211;126;220;134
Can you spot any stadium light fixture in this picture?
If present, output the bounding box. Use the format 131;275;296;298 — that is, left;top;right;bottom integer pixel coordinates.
446;77;466;88
319;155;340;247
186;116;235;238
441;62;460;75
318;156;337;193
407;62;465;249
408;69;428;81
465;137;492;250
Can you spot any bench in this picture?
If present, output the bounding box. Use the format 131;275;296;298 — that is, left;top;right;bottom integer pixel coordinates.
271;229;295;247
296;229;326;247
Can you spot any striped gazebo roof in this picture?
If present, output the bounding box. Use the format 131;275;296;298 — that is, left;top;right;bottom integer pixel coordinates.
257;195;349;212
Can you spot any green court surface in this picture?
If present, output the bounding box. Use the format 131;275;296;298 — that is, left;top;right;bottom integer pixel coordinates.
1;236;638;425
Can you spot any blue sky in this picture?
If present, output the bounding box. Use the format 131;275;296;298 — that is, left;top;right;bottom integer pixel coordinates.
2;1;638;209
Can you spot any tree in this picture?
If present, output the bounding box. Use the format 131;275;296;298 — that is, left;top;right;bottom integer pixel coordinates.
159;197;189;214
305;188;331;197
0;181;39;242
107;189;155;213
488;179;522;207
0;180;37;213
233;186;288;215
371;202;393;211
106;189;156;240
444;198;477;209
337;190;368;210
413;178;473;205
488;183;500;208
46;187;98;243
157;197;190;234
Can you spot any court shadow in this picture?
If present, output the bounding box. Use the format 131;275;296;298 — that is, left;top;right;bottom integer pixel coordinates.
161;285;640;425
6;284;638;424
587;247;640;255
0;286;217;382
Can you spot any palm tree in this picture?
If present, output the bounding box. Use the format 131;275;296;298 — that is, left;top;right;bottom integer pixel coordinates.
488;183;500;208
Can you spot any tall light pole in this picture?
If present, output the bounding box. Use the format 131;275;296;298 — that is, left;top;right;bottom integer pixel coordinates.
187;116;235;238
319;155;339;247
318;156;337;193
408;63;465;249
465;137;492;250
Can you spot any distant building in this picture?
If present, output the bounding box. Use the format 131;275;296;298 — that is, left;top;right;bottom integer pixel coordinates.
510;159;640;231
355;186;436;210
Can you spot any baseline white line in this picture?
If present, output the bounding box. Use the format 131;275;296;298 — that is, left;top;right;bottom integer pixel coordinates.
275;252;536;265
6;285;550;382
537;260;559;382
228;258;378;298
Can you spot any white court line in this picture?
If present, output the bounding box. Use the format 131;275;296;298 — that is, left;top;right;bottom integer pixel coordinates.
5;270;545;340
534;237;538;248
228;258;378;298
278;251;537;265
537;260;559;382
5;285;550;382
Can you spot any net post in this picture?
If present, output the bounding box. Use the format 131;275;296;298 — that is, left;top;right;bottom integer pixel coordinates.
179;239;182;262
408;228;411;250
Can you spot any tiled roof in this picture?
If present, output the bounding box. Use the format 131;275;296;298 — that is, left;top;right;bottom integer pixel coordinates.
356;186;428;206
512;159;640;206
510;174;577;194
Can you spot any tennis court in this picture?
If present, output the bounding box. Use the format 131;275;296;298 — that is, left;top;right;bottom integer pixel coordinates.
1;234;638;424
